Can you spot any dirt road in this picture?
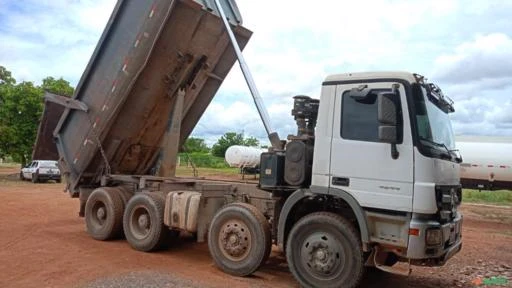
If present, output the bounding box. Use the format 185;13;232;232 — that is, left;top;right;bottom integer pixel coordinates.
0;169;511;288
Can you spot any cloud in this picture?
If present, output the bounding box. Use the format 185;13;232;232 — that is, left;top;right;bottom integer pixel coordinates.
432;33;512;86
428;32;512;137
0;0;116;83
1;0;512;142
192;96;296;146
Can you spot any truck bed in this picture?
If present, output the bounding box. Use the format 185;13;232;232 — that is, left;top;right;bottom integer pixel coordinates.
51;0;251;194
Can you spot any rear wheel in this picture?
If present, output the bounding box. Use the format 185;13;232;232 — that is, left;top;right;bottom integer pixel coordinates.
85;187;125;240
208;202;271;276
286;212;364;288
123;192;169;252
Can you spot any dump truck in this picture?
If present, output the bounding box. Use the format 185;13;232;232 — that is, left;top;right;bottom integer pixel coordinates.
42;0;463;287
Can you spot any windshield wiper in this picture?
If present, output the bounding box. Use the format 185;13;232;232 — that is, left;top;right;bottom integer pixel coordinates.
419;137;455;161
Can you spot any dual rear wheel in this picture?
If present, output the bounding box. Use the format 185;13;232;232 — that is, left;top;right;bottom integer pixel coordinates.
85;191;273;276
84;188;175;251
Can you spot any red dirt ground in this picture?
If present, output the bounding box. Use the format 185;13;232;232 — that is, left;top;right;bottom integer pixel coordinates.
0;168;511;288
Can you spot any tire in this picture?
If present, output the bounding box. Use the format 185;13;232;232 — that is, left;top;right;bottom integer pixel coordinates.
286;212;364;288
208;202;272;277
31;172;39;183
123;192;168;252
84;187;125;240
116;186;133;206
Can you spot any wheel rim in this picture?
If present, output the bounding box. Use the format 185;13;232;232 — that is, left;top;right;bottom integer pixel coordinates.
91;201;107;227
218;219;252;261
300;231;344;280
130;205;151;240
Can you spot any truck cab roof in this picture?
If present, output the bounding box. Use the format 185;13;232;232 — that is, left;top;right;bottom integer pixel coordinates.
323;71;418;85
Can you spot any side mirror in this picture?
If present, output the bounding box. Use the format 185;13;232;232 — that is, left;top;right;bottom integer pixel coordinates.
378;92;399;159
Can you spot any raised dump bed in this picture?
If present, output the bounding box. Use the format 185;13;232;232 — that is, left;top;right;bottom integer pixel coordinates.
50;0;251;195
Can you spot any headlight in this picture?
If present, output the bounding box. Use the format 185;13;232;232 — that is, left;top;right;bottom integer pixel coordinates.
426;228;443;246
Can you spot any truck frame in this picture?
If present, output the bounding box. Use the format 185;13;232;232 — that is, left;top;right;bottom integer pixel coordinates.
41;1;463;287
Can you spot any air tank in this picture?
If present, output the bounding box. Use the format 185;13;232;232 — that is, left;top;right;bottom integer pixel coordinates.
225;145;266;168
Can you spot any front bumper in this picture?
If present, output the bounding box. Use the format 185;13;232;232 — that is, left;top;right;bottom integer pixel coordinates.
407;212;463;266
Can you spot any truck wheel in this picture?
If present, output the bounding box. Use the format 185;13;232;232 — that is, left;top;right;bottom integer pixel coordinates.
123;192;168;252
286;212;364;288
85;187;124;240
208;202;271;276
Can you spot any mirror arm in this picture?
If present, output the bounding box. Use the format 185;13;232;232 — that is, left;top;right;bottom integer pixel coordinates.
391;144;399;160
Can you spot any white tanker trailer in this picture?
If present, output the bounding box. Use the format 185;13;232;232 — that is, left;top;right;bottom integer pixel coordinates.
457;137;512;190
225;145;266;168
225;145;266;177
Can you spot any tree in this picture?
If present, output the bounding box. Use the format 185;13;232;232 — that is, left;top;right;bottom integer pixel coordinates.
183;137;210;153
0;81;44;166
0;66;76;164
211;132;260;157
0;66;16;159
244;136;259;147
0;66;15;86
41;76;74;97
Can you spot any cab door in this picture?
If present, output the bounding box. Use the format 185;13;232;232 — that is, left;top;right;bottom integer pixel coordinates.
329;81;414;212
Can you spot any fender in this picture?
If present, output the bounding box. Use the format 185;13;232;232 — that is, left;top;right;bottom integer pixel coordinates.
277;186;370;251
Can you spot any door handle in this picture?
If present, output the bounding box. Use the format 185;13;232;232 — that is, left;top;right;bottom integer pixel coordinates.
332;177;350;186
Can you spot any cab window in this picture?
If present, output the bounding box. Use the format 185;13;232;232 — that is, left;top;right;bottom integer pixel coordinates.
341;89;402;142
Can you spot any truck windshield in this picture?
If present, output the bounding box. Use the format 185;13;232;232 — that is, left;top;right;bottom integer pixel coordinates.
414;85;455;151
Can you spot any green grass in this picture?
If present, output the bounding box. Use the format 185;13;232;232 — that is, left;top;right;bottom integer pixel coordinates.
179;153;229;169
463;189;512;206
176;166;239;177
0;162;20;168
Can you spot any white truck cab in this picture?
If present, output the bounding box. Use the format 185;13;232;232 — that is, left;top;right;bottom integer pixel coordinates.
315;71;461;263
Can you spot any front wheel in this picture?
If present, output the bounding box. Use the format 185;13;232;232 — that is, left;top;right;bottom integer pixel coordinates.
286;212;364;288
208;202;271;276
31;172;39;183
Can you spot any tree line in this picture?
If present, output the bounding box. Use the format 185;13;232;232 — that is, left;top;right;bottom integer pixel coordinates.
0;66;74;166
0;65;261;166
187;132;259;157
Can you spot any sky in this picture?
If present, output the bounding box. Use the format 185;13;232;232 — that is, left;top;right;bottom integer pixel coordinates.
1;0;511;146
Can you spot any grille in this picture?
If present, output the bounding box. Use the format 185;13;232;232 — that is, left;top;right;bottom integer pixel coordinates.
435;185;462;223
